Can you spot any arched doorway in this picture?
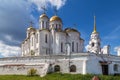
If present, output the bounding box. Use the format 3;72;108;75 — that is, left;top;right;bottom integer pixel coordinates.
54;65;60;72
114;64;118;72
70;65;76;72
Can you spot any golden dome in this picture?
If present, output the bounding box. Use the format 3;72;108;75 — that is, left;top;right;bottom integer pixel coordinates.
50;16;62;22
27;26;35;31
65;28;79;33
40;13;48;18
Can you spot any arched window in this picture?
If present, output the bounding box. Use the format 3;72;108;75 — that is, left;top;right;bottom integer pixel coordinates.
42;21;44;28
92;43;94;47
54;65;60;72
61;43;63;52
59;24;61;28
72;42;74;52
45;34;47;43
70;65;76;72
114;64;118;71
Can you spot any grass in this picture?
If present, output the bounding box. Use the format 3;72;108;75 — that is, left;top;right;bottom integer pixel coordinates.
0;73;120;80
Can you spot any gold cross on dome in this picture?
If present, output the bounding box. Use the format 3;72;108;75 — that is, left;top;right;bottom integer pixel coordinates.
30;21;34;26
54;6;58;15
41;5;47;14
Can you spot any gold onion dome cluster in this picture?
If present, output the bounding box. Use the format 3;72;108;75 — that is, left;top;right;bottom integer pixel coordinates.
50;16;62;22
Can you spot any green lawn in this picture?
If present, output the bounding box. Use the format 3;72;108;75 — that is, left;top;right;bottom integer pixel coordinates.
0;73;120;80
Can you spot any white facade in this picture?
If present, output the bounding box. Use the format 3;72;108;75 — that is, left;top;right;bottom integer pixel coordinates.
0;12;120;77
21;13;84;56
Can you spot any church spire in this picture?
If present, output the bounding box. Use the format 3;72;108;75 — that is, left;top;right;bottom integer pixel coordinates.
92;16;97;34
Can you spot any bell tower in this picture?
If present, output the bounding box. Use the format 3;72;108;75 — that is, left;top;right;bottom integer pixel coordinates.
86;16;101;53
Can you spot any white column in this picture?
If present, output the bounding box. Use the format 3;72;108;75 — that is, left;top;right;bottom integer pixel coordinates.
66;43;70;55
51;28;55;54
83;60;87;74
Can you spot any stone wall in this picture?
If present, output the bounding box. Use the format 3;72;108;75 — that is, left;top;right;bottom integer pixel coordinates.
0;53;120;76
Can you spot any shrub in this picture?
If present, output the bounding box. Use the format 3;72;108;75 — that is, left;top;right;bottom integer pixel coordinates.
27;68;38;76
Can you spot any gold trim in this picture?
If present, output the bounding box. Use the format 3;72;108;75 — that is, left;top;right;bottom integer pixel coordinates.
92;16;97;34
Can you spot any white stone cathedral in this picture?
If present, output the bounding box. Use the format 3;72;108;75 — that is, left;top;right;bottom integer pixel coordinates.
0;11;120;77
21;13;84;56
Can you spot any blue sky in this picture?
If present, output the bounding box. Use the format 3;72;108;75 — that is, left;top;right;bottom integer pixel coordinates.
0;0;120;57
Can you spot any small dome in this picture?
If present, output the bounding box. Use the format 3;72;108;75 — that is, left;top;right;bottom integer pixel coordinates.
65;28;79;33
50;16;62;22
27;26;36;31
40;13;48;18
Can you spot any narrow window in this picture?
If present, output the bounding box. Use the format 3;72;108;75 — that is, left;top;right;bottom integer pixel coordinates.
42;21;44;28
46;22;47;28
72;42;74;52
46;49;47;55
76;43;78;52
98;42;100;46
59;24;61;28
61;43;63;52
45;34;47;43
36;34;38;43
52;24;54;27
92;43;94;47
56;24;57;29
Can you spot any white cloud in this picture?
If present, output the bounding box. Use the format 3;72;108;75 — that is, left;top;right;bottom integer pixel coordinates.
0;0;32;45
30;0;67;11
49;0;66;10
0;0;32;57
0;41;21;57
0;0;67;57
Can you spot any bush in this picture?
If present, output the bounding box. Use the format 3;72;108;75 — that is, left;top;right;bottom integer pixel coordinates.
27;68;38;76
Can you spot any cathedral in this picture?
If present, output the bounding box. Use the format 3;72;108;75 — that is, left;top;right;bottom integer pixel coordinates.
0;11;120;77
21;13;84;56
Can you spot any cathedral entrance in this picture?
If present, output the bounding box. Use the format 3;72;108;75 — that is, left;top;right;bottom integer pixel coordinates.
101;65;108;75
54;65;60;72
70;65;76;72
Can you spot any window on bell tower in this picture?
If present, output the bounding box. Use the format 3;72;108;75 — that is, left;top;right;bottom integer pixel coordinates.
92;43;94;47
98;42;100;46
